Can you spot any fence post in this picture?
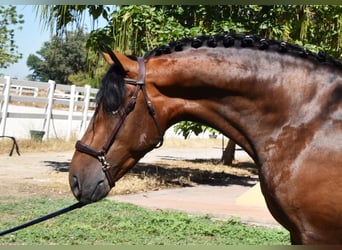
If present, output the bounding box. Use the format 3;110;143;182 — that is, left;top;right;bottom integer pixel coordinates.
43;80;55;139
0;76;11;136
66;84;76;140
80;85;91;137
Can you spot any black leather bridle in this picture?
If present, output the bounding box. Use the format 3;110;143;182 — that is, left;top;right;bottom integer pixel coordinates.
75;57;164;187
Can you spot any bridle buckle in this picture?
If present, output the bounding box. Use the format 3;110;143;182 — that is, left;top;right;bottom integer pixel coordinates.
98;154;110;171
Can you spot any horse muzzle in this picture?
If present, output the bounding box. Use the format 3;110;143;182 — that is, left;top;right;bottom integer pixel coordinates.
69;160;112;204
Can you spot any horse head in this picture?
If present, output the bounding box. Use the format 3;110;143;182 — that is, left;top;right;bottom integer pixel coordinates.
69;50;164;204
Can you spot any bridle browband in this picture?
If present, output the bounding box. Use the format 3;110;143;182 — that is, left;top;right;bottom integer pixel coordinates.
75;57;164;188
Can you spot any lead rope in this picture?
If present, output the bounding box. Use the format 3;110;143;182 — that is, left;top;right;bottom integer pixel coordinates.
0;202;85;236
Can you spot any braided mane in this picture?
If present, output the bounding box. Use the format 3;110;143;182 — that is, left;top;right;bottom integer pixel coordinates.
96;33;342;114
144;34;342;70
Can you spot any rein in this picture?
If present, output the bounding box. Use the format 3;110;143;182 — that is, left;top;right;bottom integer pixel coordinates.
75;57;164;187
0;202;85;236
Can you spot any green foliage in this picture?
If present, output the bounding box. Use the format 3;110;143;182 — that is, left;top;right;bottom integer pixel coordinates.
299;6;342;58
87;5;188;56
0;198;290;245
86;5;341;58
0;5;24;70
68;58;108;88
26;30;89;84
36;5;342;58
35;5;111;36
174;121;218;139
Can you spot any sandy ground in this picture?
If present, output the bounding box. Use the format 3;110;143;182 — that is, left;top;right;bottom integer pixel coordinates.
0;151;73;200
0;145;253;200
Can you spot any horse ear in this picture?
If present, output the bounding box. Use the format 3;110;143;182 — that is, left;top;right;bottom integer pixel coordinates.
101;52;115;65
101;51;137;75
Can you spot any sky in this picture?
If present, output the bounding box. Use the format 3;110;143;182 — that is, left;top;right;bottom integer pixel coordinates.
1;5;109;80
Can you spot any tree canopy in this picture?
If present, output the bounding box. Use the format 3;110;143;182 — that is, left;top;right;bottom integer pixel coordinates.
0;5;24;71
26;30;89;84
35;5;341;57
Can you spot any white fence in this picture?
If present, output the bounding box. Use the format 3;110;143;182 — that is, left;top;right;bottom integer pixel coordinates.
0;76;98;140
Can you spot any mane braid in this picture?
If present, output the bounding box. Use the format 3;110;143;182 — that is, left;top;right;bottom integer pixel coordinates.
144;34;342;70
96;64;126;114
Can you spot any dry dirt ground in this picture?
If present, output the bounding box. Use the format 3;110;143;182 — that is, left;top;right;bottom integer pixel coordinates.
0;151;73;200
0;139;257;201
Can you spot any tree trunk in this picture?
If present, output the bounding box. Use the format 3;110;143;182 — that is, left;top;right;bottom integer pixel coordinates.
221;139;236;165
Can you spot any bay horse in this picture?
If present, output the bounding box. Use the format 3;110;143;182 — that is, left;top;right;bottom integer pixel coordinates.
69;34;342;244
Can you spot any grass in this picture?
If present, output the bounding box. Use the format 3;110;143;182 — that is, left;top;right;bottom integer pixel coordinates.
0;198;290;245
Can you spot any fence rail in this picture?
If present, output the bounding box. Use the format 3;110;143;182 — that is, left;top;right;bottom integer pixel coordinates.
0;76;98;140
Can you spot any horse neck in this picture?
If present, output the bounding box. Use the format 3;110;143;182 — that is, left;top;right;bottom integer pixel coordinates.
146;47;338;164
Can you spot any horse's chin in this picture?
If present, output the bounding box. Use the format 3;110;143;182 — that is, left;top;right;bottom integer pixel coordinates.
86;179;112;204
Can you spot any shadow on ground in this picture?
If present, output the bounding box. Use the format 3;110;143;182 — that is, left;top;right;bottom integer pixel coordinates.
43;161;70;172
131;160;257;187
43;158;258;188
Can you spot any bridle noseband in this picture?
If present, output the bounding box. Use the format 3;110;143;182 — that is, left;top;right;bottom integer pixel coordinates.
75;57;163;188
